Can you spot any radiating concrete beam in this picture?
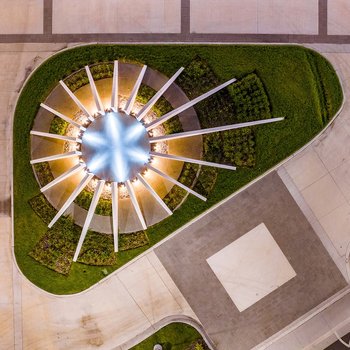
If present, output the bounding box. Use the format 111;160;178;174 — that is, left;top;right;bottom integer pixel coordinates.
40;163;85;192
146;164;206;202
125;180;147;230
146;78;237;131
30;151;81;165
111;60;119;110
40;103;85;130
85;65;105;114
73;180;105;262
60;80;94;121
124;65;147;115
150;117;284;143
111;182;119;252
136;67;184;121
150;151;236;170
136;173;172;215
30;130;82;143
48;173;94;228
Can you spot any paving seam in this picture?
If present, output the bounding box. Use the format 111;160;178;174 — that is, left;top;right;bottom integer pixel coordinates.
145;253;183;313
252;286;350;350
116;274;153;326
277;166;347;281
12;265;23;350
319;0;328;37
43;0;53;35
3;33;350;44
181;0;190;34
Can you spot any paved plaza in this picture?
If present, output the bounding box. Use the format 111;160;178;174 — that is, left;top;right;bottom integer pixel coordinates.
155;172;347;350
2;1;350;350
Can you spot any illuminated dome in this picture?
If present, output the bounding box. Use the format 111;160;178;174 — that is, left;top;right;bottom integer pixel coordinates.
80;110;150;183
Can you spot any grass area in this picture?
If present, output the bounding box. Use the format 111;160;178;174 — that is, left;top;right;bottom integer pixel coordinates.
14;44;343;294
130;322;207;350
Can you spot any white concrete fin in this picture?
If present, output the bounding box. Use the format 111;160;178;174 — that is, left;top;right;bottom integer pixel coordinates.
59;80;94;121
85;65;105;114
30;151;81;164
73;180;105;262
136;173;172;215
136;67;184;121
30;130;81;143
146;78;237;131
48;173;94;228
150;117;284;143
146;164;206;201
150;151;236;170
40;103;84;130
111;60;119;110
125;180;147;230
111;182;119;252
124;65;147;115
40;163;84;192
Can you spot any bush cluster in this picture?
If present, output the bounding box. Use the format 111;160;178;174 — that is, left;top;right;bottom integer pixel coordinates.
163;163;199;210
28;194;149;274
49;116;69;135
29;194;56;224
64;63;114;92
178;57;271;168
74;189;112;216
33;162;54;187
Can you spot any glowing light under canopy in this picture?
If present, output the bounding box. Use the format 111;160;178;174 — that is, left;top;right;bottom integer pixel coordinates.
81;111;150;182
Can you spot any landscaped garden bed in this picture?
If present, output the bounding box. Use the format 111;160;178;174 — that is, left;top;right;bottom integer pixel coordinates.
130;322;209;350
14;44;342;294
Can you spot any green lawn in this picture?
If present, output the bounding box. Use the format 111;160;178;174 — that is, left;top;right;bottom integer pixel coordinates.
130;322;205;350
13;44;343;294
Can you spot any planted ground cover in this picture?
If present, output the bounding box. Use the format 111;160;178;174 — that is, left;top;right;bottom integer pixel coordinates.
29;194;148;274
130;322;208;350
14;44;342;294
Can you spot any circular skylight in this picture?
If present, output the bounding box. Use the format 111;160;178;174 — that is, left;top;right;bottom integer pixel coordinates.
80;110;150;183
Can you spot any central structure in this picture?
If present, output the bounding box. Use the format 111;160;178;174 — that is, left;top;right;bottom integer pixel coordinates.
30;60;283;262
80;110;150;182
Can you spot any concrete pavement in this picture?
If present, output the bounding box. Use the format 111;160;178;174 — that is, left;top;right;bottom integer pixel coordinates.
1;0;350;44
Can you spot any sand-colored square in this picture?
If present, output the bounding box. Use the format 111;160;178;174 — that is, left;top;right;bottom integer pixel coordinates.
258;0;318;34
191;0;318;34
284;149;328;191
0;0;43;34
328;0;350;35
301;174;346;219
319;203;350;257
331;159;350;202
118;255;181;323
190;0;258;34
53;0;181;34
207;223;296;312
314;121;350;171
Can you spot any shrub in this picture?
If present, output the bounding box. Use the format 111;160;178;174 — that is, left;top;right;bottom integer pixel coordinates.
33;162;54;187
49;116;69;135
177;57;272;168
29;193;56;224
119;231;149;251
